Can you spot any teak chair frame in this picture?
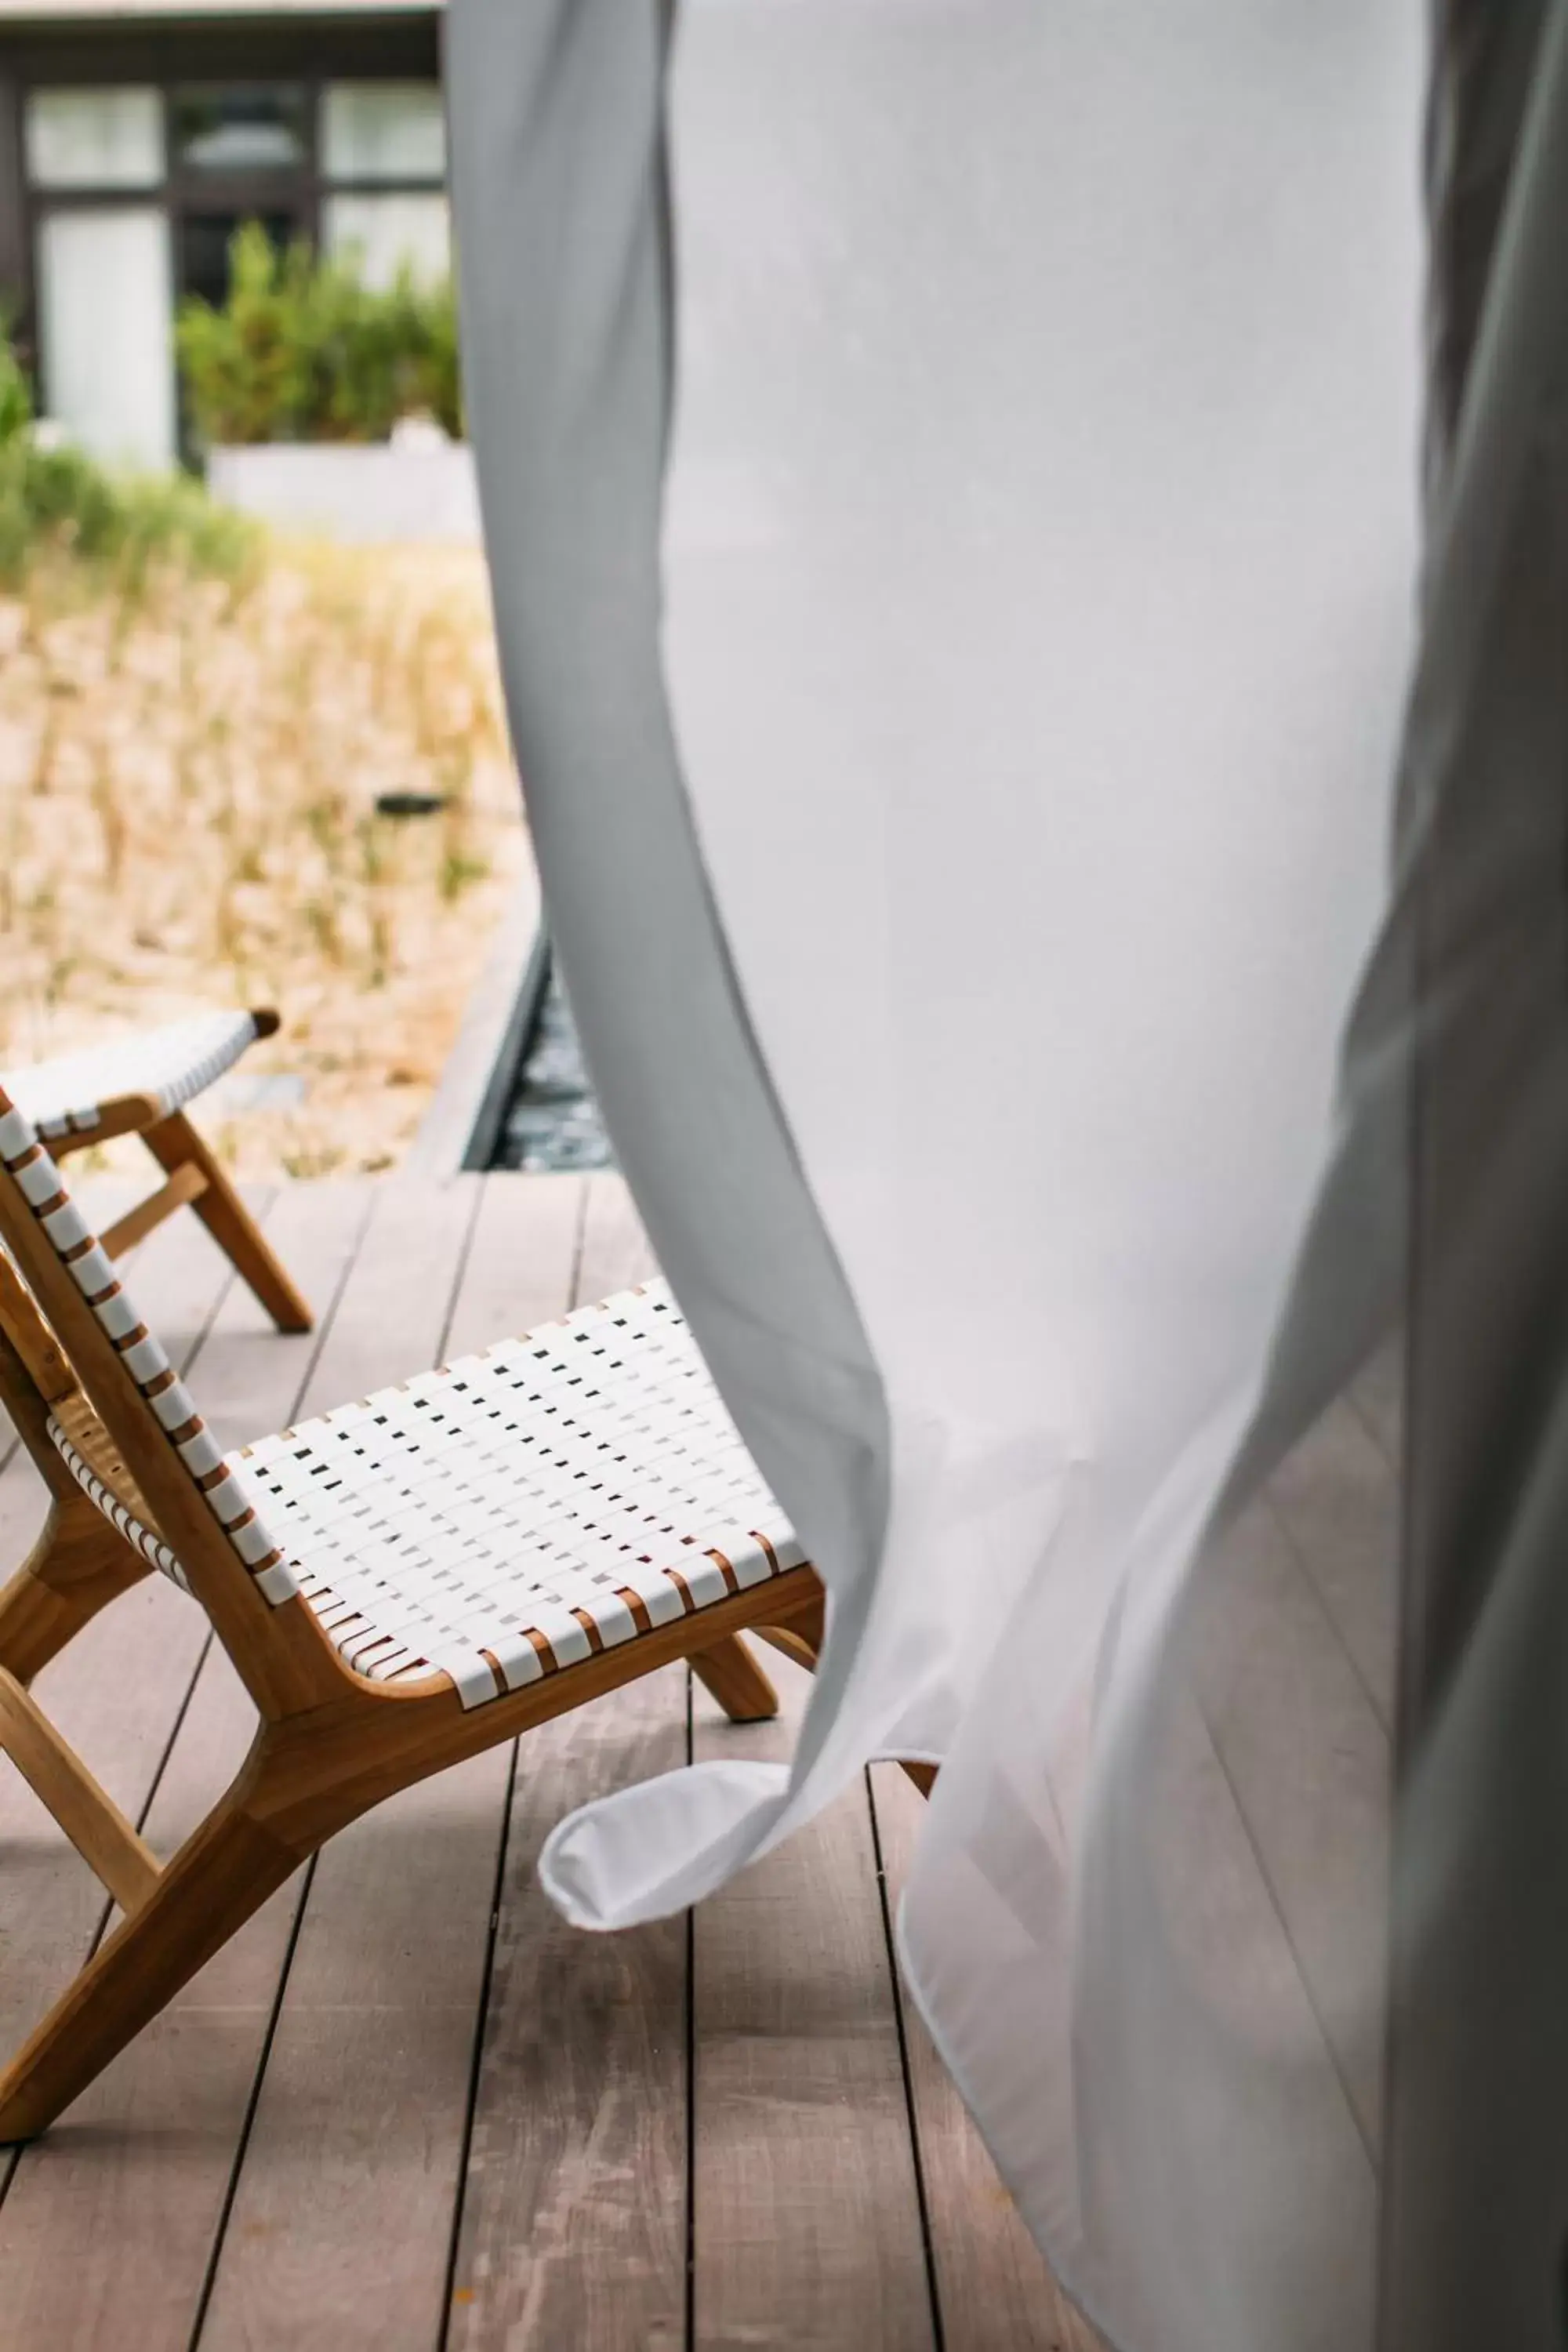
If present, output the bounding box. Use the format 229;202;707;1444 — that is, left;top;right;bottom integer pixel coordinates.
13;1008;312;1337
0;1116;830;2147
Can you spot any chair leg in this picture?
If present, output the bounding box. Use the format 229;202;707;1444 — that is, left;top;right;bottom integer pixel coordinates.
0;1497;151;1687
0;1668;162;1916
754;1586;826;1671
141;1110;313;1334
691;1632;779;1722
0;1779;300;2145
755;1595;936;1797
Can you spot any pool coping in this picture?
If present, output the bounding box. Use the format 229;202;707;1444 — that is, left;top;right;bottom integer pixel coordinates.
403;860;543;1180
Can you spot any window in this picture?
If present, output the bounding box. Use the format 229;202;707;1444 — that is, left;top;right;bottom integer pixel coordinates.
177;209;296;315
322;83;445;183
24;87;174;463
322;82;448;291
323;193;449;292
25;87;162;191
18;60;449;466
171;85;309;177
36;209;175;465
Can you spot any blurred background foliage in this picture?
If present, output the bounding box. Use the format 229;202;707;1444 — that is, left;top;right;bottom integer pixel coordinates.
176;222;463;450
0;327;256;592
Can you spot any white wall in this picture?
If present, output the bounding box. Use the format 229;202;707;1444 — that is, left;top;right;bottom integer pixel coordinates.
206;440;481;543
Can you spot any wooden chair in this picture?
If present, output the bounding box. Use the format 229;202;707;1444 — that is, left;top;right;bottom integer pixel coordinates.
1;1008;311;1334
0;1082;826;2143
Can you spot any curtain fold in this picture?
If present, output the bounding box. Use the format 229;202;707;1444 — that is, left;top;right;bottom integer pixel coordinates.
449;5;1568;2342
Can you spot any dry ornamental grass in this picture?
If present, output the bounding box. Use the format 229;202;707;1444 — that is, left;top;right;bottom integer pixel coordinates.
0;540;524;1180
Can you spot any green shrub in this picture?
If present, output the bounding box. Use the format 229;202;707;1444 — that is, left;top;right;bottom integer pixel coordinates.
0;330;34;448
176;222;464;449
0;325;257;593
0;437;258;592
173;223;318;447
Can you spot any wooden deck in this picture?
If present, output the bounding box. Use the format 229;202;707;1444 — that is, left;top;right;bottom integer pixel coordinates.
0;1171;1097;2352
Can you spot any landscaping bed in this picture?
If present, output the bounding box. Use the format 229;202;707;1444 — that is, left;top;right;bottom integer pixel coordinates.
0;531;523;1180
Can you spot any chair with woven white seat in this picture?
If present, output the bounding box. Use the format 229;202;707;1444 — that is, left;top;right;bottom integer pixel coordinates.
0;1083;826;2143
1;1008;311;1334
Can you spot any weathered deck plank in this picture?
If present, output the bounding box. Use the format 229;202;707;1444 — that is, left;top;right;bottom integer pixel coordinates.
1196;1497;1389;2153
448;1662;690;2352
452;1168;586;1354
870;1763;1104;2352
195;1176;502;2352
575;1169;656;1301
691;1660;938;2352
446;1172;692;2352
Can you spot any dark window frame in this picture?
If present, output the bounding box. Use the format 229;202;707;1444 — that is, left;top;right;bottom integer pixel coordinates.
0;11;442;407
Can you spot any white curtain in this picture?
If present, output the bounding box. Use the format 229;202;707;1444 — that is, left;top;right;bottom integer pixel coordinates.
449;5;1568;2344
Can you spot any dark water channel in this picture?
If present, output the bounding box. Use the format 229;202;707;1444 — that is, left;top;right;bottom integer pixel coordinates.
489;943;615;1174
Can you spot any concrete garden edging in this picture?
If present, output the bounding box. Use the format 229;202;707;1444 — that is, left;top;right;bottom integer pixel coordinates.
207;437;481;544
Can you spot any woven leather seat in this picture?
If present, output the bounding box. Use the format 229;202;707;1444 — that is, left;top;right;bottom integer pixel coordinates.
47;1281;803;1710
1;1010;270;1143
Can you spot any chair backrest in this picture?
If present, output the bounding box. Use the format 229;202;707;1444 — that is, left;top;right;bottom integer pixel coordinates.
0;1085;299;1634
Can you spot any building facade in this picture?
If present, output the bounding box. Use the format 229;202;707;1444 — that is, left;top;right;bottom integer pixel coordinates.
0;1;446;466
